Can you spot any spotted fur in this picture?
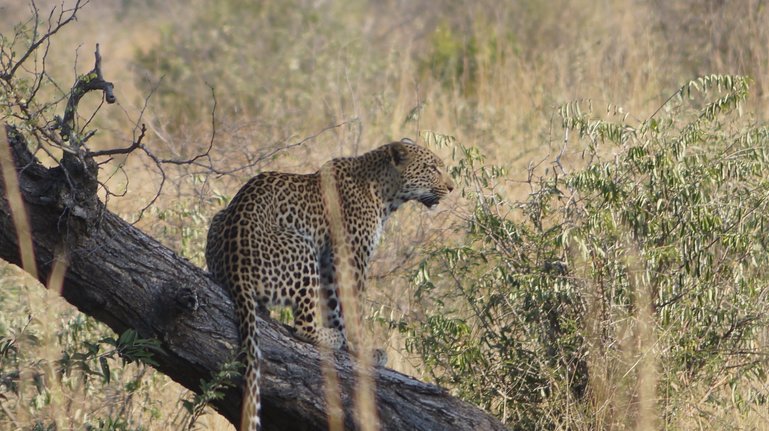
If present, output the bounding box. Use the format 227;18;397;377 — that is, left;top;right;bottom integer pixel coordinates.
205;138;454;431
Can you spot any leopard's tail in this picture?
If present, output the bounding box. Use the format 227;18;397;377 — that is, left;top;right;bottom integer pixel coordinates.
240;318;263;431
205;210;263;431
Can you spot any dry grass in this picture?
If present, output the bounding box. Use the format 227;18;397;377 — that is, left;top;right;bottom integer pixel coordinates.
2;0;769;429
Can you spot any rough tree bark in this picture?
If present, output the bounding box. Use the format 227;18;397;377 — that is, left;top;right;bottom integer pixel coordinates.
0;50;508;430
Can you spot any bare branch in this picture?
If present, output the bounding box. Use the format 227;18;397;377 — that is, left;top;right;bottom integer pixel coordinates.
130;145;167;224
201;118;360;177
161;84;218;167
59;44;116;144
1;0;88;82
88;124;147;157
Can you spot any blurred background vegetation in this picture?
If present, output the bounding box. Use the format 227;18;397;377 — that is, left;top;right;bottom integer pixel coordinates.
2;0;769;429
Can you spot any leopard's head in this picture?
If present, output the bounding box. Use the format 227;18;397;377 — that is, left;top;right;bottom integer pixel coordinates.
388;138;454;208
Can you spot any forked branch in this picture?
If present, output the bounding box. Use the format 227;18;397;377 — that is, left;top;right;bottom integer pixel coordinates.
59;43;116;145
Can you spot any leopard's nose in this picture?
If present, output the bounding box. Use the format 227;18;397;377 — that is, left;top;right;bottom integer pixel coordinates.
446;176;455;193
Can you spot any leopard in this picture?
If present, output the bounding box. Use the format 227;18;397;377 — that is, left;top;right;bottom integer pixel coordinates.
204;138;454;431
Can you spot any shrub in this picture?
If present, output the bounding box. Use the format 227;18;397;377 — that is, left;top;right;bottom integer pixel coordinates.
403;75;769;429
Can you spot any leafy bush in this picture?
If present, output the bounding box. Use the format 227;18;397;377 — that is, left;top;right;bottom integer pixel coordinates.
0;268;168;430
402;75;769;429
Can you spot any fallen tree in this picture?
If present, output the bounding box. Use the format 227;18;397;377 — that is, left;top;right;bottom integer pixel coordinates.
0;21;508;431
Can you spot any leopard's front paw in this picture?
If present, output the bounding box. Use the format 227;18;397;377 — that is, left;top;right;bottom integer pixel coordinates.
345;343;387;367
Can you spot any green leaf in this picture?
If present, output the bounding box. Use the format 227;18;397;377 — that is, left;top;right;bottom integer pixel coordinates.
99;357;110;384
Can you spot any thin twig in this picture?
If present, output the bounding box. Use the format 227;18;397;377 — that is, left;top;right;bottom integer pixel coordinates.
88;124;147;157
1;0;87;82
204;119;359;177
158;85;217;166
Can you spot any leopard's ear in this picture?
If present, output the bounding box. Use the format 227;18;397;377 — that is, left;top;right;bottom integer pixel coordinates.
390;141;410;165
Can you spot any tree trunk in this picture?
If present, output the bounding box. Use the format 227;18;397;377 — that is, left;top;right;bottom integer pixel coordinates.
0;126;508;431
